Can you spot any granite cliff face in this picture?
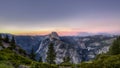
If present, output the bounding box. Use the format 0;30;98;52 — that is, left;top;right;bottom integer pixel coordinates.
36;32;84;63
35;32;115;64
0;32;116;64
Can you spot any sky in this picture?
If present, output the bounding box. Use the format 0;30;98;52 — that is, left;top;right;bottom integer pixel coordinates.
0;0;120;36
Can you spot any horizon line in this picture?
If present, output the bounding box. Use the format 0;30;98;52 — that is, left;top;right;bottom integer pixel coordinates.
0;31;120;36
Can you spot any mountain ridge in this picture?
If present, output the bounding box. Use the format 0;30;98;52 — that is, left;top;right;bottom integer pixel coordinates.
0;32;117;64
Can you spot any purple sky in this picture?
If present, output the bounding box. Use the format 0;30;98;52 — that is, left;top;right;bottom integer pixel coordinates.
0;0;120;35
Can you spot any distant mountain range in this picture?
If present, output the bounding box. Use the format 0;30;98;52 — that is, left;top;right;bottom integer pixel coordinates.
77;32;115;37
0;32;118;64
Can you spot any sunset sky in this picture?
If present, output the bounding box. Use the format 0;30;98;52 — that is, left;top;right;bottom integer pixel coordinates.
0;0;120;36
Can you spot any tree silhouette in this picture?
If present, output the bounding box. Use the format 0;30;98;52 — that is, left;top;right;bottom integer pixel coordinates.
0;34;3;47
46;43;56;64
109;36;120;55
39;56;42;62
10;36;16;49
4;35;9;43
30;47;36;60
63;56;71;63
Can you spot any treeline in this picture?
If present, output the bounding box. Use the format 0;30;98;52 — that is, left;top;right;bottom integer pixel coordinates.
0;34;26;55
0;34;16;49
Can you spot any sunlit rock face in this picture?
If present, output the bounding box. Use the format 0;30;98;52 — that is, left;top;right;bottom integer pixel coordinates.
49;32;60;41
35;32;116;64
36;32;84;64
0;33;116;64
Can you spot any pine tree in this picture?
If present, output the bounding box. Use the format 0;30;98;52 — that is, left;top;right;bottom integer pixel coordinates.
11;36;15;44
10;36;16;49
109;36;120;55
30;47;36;60
4;35;9;43
46;43;56;64
0;34;3;47
39;56;42;62
0;34;2;40
63;56;70;63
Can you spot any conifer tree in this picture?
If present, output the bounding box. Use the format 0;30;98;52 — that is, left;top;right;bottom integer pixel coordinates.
63;56;70;63
0;34;3;47
39;56;42;62
46;43;56;64
11;36;15;44
30;47;36;60
10;36;16;49
4;35;9;43
109;36;120;55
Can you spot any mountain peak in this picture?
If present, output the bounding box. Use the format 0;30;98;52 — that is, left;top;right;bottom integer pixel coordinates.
49;32;60;40
51;32;59;36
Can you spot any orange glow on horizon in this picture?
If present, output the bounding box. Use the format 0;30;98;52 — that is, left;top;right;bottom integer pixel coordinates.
1;27;118;36
13;31;79;36
7;28;80;36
